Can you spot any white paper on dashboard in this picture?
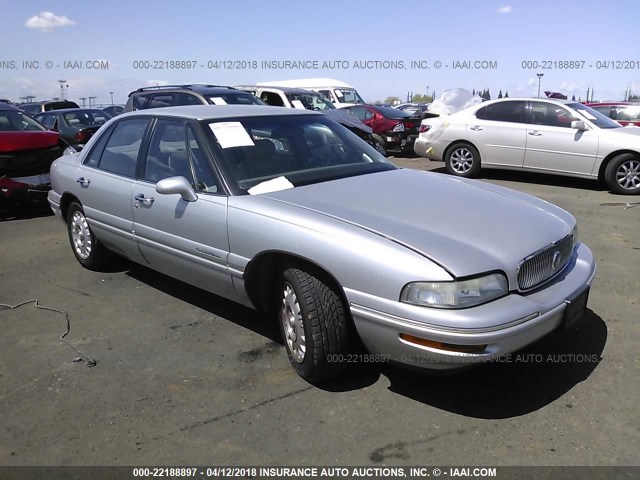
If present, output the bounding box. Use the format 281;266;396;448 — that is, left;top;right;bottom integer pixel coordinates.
576;109;597;121
209;122;255;148
209;97;228;105
248;176;294;195
291;100;306;109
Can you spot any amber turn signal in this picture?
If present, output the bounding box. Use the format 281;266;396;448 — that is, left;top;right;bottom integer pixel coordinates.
399;333;487;354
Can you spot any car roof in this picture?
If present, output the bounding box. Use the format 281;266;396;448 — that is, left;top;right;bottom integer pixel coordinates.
20;100;78;106
0;103;20;112
128;84;246;97
35;108;108;114
239;85;325;95
117;104;321;121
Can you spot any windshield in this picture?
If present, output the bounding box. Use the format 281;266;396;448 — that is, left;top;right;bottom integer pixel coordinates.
568;103;622;129
63;110;111;126
285;92;335;111
203;115;394;195
335;89;365;104
208;93;265;106
0;110;47;131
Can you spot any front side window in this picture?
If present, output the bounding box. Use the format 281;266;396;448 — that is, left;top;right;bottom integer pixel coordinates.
529;102;574;128
476;101;527;123
260;92;285;107
143;119;192;183
97;118;150;177
203;115;394;195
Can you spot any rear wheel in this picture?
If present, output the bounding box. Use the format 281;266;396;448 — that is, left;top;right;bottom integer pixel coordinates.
66;202;110;270
279;267;348;382
445;142;481;178
605;153;640;195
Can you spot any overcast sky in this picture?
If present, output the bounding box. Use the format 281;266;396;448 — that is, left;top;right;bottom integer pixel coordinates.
1;0;639;104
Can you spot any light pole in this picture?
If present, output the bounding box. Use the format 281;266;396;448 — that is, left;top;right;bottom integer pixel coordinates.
536;73;544;98
109;91;114;105
58;80;68;99
426;85;429;99
80;97;86;107
88;96;96;108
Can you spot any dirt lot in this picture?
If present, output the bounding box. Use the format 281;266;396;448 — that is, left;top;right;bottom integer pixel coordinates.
1;158;638;467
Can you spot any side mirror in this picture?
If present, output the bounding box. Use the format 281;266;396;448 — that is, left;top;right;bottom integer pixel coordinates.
156;176;197;202
571;119;588;131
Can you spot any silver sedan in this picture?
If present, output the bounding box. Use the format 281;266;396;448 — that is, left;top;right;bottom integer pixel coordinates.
414;98;640;195
48;105;596;381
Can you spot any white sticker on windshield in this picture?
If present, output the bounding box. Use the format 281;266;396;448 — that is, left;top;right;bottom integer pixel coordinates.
209;122;254;148
247;176;294;195
291;100;306;110
335;90;344;98
209;97;228;105
577;109;597;120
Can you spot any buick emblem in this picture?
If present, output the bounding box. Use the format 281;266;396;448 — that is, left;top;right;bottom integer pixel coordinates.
551;250;562;270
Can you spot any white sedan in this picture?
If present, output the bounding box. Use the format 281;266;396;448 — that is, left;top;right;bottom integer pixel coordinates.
414;98;640;194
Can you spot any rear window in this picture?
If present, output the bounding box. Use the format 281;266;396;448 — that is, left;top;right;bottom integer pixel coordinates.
375;106;412;119
45;101;79;111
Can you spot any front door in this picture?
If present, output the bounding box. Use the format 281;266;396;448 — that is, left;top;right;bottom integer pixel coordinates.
523;101;598;175
131;119;234;299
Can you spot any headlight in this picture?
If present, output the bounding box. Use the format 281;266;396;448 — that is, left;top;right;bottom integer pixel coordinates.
392;122;405;132
572;223;579;245
400;273;508;309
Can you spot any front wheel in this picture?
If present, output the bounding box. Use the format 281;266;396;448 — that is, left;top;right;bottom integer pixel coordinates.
279;267;349;382
66;201;111;270
445;142;481;178
605;153;640;195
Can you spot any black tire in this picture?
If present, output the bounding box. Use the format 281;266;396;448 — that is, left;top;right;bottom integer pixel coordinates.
66;202;110;270
444;142;481;178
372;134;387;157
604;153;640;195
278;267;348;382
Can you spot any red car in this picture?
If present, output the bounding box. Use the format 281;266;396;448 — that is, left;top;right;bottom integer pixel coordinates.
585;102;640;127
344;105;421;154
0;103;71;214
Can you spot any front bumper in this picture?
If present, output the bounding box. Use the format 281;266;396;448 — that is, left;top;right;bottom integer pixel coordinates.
346;243;596;370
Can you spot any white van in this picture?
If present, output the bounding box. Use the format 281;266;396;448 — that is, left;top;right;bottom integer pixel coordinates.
256;78;365;108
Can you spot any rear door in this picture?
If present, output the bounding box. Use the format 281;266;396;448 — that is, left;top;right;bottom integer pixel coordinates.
131;119;233;299
74;117;152;259
467;100;528;167
523;101;598;175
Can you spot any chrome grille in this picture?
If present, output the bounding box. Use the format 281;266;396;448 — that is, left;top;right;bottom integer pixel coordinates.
517;235;574;291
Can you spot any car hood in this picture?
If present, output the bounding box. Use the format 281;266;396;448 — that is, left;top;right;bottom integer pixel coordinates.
599;126;640;139
261;169;574;281
322;109;372;134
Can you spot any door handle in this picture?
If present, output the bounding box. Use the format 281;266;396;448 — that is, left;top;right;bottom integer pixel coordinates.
469;125;483;131
528;131;542;136
134;193;155;205
76;177;90;186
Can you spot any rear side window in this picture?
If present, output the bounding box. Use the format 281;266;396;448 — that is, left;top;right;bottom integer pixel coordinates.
148;94;175;109
259;91;285;107
176;93;204;106
131;95;150;110
96;118;151;177
476;101;527;123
